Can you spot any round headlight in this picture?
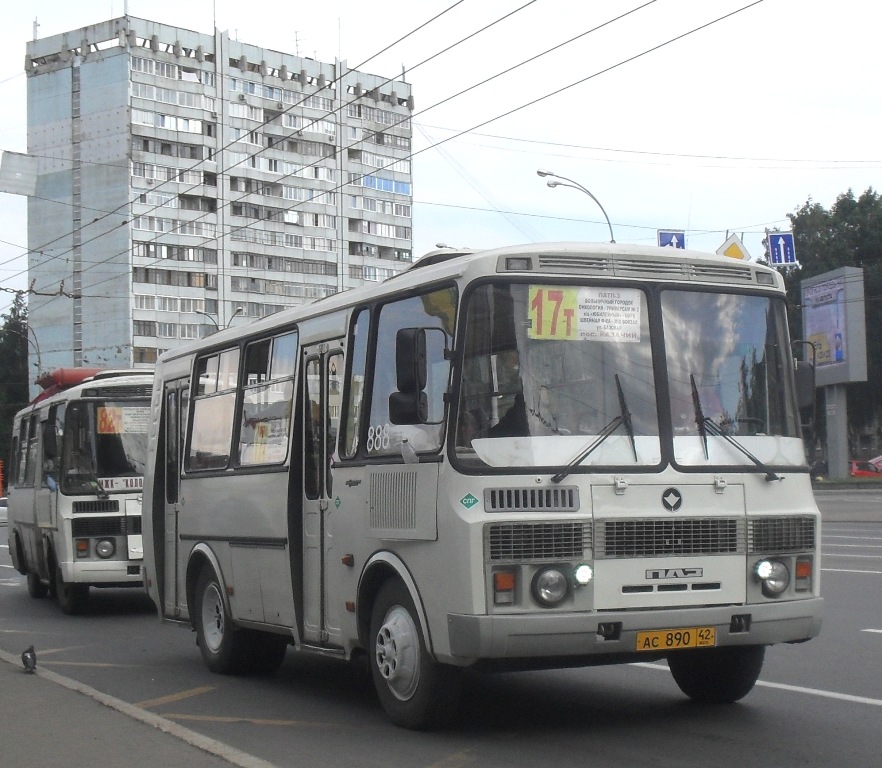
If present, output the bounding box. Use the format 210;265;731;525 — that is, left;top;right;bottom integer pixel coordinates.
532;567;568;607
95;538;116;559
756;559;789;596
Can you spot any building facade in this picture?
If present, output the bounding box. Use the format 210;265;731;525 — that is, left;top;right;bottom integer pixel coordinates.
25;16;414;381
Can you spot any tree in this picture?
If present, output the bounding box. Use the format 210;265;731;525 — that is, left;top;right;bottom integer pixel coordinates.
0;292;30;489
783;188;882;455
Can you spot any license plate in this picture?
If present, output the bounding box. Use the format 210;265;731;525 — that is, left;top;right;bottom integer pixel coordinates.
636;626;716;652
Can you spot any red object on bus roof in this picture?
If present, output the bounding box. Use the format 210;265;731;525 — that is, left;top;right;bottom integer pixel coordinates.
32;368;103;403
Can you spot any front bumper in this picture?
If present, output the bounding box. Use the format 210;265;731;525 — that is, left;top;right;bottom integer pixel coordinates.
447;597;823;661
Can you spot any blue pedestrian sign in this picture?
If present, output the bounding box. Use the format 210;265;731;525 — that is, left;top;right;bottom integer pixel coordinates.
768;232;798;266
658;230;685;249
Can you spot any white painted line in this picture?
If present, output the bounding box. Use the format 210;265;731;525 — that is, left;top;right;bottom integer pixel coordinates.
822;568;882;575
0;649;279;768
632;662;882;707
861;629;882;634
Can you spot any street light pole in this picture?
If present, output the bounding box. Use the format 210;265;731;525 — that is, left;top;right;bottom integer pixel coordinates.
536;169;615;243
194;309;220;332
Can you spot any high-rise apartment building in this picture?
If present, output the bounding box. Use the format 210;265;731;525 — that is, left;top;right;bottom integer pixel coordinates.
25;16;414;376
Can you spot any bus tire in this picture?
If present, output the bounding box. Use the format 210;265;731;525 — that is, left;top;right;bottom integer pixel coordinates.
55;565;88;615
27;571;48;599
246;631;289;675
194;566;250;674
668;645;765;703
369;579;462;730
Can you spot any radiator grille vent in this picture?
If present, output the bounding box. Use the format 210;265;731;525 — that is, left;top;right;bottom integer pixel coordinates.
486;522;591;562
485;486;579;513
71;515;141;537
369;471;417;530
72;500;120;514
748;516;816;553
597;518;745;558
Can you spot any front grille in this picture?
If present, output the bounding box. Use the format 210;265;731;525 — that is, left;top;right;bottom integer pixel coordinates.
72;516;141;537
748;516;816;553
485;486;580;513
72;500;119;514
597;518;745;558
486;522;591;562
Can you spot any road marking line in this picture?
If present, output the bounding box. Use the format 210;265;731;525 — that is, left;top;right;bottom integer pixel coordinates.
632;662;882;707
822;568;882;575
0;649;279;768
820;553;882;559
164;712;338;729
41;661;133;668
137;686;216;708
861;629;882;634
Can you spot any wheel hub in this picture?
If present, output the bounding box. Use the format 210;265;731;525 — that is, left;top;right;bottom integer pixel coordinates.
375;605;420;701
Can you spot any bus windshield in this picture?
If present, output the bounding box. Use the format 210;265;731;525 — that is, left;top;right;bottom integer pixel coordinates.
663;289;803;467
60;399;150;494
455;282;660;468
454;282;804;472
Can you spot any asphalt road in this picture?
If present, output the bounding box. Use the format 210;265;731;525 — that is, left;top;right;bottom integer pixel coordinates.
1;490;880;768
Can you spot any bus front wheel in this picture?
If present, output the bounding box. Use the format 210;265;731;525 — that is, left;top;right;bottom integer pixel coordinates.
55;565;88;615
668;645;765;703
26;571;48;599
194;567;250;674
369;579;462;729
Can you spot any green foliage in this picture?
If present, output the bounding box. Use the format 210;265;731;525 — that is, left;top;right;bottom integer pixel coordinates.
0;293;30;489
782;188;882;446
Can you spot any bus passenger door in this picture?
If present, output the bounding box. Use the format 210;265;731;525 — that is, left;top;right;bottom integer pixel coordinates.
162;379;189;617
301;342;344;646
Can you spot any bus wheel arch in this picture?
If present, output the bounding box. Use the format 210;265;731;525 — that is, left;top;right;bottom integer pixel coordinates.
357;554;434;657
188;548;251;674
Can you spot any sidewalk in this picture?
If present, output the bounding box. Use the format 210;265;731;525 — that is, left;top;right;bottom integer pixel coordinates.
0;649;276;768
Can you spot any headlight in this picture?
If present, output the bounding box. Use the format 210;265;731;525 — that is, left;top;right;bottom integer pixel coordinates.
755;559;789;596
95;538;116;559
574;563;594;586
532;567;568;607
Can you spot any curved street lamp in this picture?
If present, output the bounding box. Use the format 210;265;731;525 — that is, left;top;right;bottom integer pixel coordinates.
537;169;615;243
195;306;244;333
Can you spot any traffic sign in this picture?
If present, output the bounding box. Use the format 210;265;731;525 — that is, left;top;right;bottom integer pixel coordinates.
768;232;797;266
658;230;685;249
716;234;751;260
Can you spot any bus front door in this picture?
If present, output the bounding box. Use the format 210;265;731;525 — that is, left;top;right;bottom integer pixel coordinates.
162;379;188;618
301;343;344;646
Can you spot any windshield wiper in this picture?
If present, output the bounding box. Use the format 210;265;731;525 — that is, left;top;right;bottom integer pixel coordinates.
689;374;781;482
552;374;637;484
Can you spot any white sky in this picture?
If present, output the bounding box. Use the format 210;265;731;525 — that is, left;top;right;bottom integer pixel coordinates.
2;0;880;315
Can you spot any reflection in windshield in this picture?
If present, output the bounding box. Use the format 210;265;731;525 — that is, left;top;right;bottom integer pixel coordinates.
662;291;802;467
60;400;149;495
455;282;659;469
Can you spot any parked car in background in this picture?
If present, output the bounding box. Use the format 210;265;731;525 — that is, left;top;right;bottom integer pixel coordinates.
849;460;882;478
0;496;7;527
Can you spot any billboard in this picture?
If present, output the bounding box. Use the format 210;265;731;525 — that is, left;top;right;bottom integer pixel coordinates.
801;267;867;386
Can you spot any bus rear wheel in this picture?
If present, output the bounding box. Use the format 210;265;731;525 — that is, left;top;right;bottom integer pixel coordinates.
668;645;765;703
369;579;462;730
194;566;250;674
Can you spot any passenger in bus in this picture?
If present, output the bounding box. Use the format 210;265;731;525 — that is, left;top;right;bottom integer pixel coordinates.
489;348;529;438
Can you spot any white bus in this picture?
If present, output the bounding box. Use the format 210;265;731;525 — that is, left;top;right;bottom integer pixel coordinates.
7;369;153;614
142;243;822;729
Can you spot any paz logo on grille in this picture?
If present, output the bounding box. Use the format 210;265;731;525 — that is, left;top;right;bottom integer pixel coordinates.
460;493;480;509
661;488;682;512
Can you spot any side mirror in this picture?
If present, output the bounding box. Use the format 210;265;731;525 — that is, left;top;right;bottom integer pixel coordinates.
795;360;815;411
389;328;429;424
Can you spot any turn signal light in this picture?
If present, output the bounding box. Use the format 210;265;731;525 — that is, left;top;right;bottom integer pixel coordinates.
76;539;90;558
795;557;812;591
493;571;516;605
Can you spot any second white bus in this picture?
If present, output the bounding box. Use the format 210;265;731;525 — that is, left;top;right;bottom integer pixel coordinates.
142;242;822;728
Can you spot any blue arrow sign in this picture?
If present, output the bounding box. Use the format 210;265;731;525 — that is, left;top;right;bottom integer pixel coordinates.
768;232;797;265
658;230;685;249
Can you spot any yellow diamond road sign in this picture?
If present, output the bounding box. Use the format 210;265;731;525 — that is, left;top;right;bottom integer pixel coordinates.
716;234;751;260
